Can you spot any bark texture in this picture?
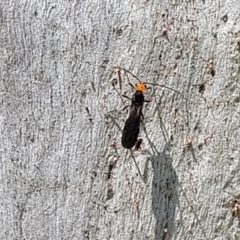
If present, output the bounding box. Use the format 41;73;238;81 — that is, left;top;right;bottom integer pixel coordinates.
1;0;240;239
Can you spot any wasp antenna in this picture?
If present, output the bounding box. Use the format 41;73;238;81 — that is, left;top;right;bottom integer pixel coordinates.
115;67;142;83
145;82;184;96
128;82;135;90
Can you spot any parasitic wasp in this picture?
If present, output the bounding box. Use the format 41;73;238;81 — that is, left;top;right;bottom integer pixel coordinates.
115;67;183;149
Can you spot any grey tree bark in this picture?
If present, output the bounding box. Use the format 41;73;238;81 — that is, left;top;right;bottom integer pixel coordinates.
1;0;240;239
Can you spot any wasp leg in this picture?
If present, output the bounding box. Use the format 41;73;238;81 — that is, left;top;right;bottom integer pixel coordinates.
130;150;144;181
122;94;132;101
134;138;143;151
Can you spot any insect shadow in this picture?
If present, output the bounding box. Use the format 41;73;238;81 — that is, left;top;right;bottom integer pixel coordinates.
115;67;184;150
140;130;178;239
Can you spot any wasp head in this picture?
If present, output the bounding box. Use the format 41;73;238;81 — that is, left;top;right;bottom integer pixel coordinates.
135;82;147;92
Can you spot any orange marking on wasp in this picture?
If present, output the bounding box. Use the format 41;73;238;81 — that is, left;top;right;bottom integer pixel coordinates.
135;82;147;92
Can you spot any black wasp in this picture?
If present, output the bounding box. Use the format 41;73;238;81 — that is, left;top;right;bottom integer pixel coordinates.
115;67;183;149
121;80;146;149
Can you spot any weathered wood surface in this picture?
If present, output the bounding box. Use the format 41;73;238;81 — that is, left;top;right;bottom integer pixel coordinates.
1;0;240;239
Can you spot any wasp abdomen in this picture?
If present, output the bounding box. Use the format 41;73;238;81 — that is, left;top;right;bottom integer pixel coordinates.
121;92;144;149
121;116;141;149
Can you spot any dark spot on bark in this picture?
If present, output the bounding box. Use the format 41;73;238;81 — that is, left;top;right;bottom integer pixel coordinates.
234;96;240;103
199;84;205;93
106;188;113;200
221;14;228;22
210;69;215;77
116;29;123;36
159;53;162;61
